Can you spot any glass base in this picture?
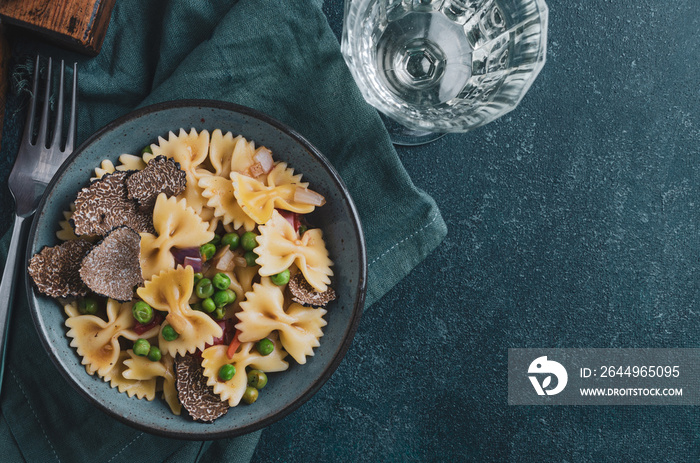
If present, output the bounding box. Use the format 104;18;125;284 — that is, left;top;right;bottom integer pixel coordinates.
379;112;446;146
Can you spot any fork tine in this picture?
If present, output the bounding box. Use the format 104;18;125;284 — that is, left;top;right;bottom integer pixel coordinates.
51;60;65;149
35;57;52;148
65;62;78;153
22;56;41;145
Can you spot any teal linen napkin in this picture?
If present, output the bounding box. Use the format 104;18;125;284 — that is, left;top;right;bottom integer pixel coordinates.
0;0;447;461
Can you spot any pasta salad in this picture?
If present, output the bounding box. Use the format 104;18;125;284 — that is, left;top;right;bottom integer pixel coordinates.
28;128;336;422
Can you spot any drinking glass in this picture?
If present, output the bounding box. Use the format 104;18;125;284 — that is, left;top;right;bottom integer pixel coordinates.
341;0;548;145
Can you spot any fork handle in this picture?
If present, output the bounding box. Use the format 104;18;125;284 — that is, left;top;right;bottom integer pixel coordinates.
0;214;30;398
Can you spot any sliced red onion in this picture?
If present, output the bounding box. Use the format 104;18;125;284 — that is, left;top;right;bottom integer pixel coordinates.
254;147;274;174
171;247;201;265
215;249;235;271
133;311;164;335
183;256;203;272
206;320;230;348
278;209;300;231
294;186;326;206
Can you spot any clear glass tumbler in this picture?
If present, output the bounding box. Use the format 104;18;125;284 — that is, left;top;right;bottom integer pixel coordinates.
341;0;548;145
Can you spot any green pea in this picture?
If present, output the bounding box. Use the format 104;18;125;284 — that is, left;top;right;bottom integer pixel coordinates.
133;339;150;357
213;289;236;308
191;301;202;312
247;370;268;390
208;235;221;246
270;269;291;286
194;272;204;284
242;386;259;404
256;338;274;356
78;297;99;315
148;346;162;362
212;272;231;290
200;243;217;260
201;297;216;313
141;145;153;155
132;301;153;324
213;307;226;320
162;325;179;341
195;278;215;299
221;233;240;250
244;251;258;267
241;232;258;251
218;364;236;381
298;225;308;236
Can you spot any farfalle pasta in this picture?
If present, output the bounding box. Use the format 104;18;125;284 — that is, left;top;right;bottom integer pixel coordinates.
123;351;181;415
138;266;223;356
255;210;334;292
199;174;257;232
232;171;317;224
139;194;214;280
201;339;289;406
65;298;157;377
31;128;336;422
236;278;327;364
104;351;158;400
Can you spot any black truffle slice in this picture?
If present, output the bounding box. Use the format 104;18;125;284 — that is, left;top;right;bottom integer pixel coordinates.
288;272;336;307
72;171;154;236
28;239;94;298
79;227;143;302
175;354;229;422
126;156;187;211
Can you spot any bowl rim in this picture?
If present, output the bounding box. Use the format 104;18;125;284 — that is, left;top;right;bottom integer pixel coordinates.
24;99;367;440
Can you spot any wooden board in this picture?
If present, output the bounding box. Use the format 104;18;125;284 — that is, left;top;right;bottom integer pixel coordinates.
0;0;116;56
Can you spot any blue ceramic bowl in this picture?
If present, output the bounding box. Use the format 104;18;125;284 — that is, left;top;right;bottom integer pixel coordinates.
25;100;366;439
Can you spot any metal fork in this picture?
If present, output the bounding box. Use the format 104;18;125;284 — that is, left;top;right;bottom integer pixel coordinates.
0;56;77;396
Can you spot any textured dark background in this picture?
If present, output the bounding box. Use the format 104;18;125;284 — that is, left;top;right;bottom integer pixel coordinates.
250;0;700;461
0;0;697;461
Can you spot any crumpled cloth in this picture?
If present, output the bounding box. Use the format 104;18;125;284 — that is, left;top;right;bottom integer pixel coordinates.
0;0;447;461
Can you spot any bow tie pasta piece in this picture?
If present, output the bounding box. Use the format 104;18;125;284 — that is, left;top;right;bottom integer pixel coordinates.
147;128;210;212
235;265;259;296
65;299;154;377
92;159;116;182
255;210;334;292
118;154;149;171
229;134;258;176
56;205;79;241
63;300;80;318
137;266;223;356
208;129;243;178
266;162;307;188
232;174;320;226
201;340;288;407
124;352;181;415
198;174;257;232
92;154;148;181
140;194;214;280
197;205;225;234
103;351;157;400
235;278;327;364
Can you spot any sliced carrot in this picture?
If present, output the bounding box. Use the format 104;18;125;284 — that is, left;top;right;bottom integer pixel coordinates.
226;330;241;359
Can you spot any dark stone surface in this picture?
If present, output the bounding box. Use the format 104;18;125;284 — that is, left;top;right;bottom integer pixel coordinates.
0;0;697;461
250;0;700;461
